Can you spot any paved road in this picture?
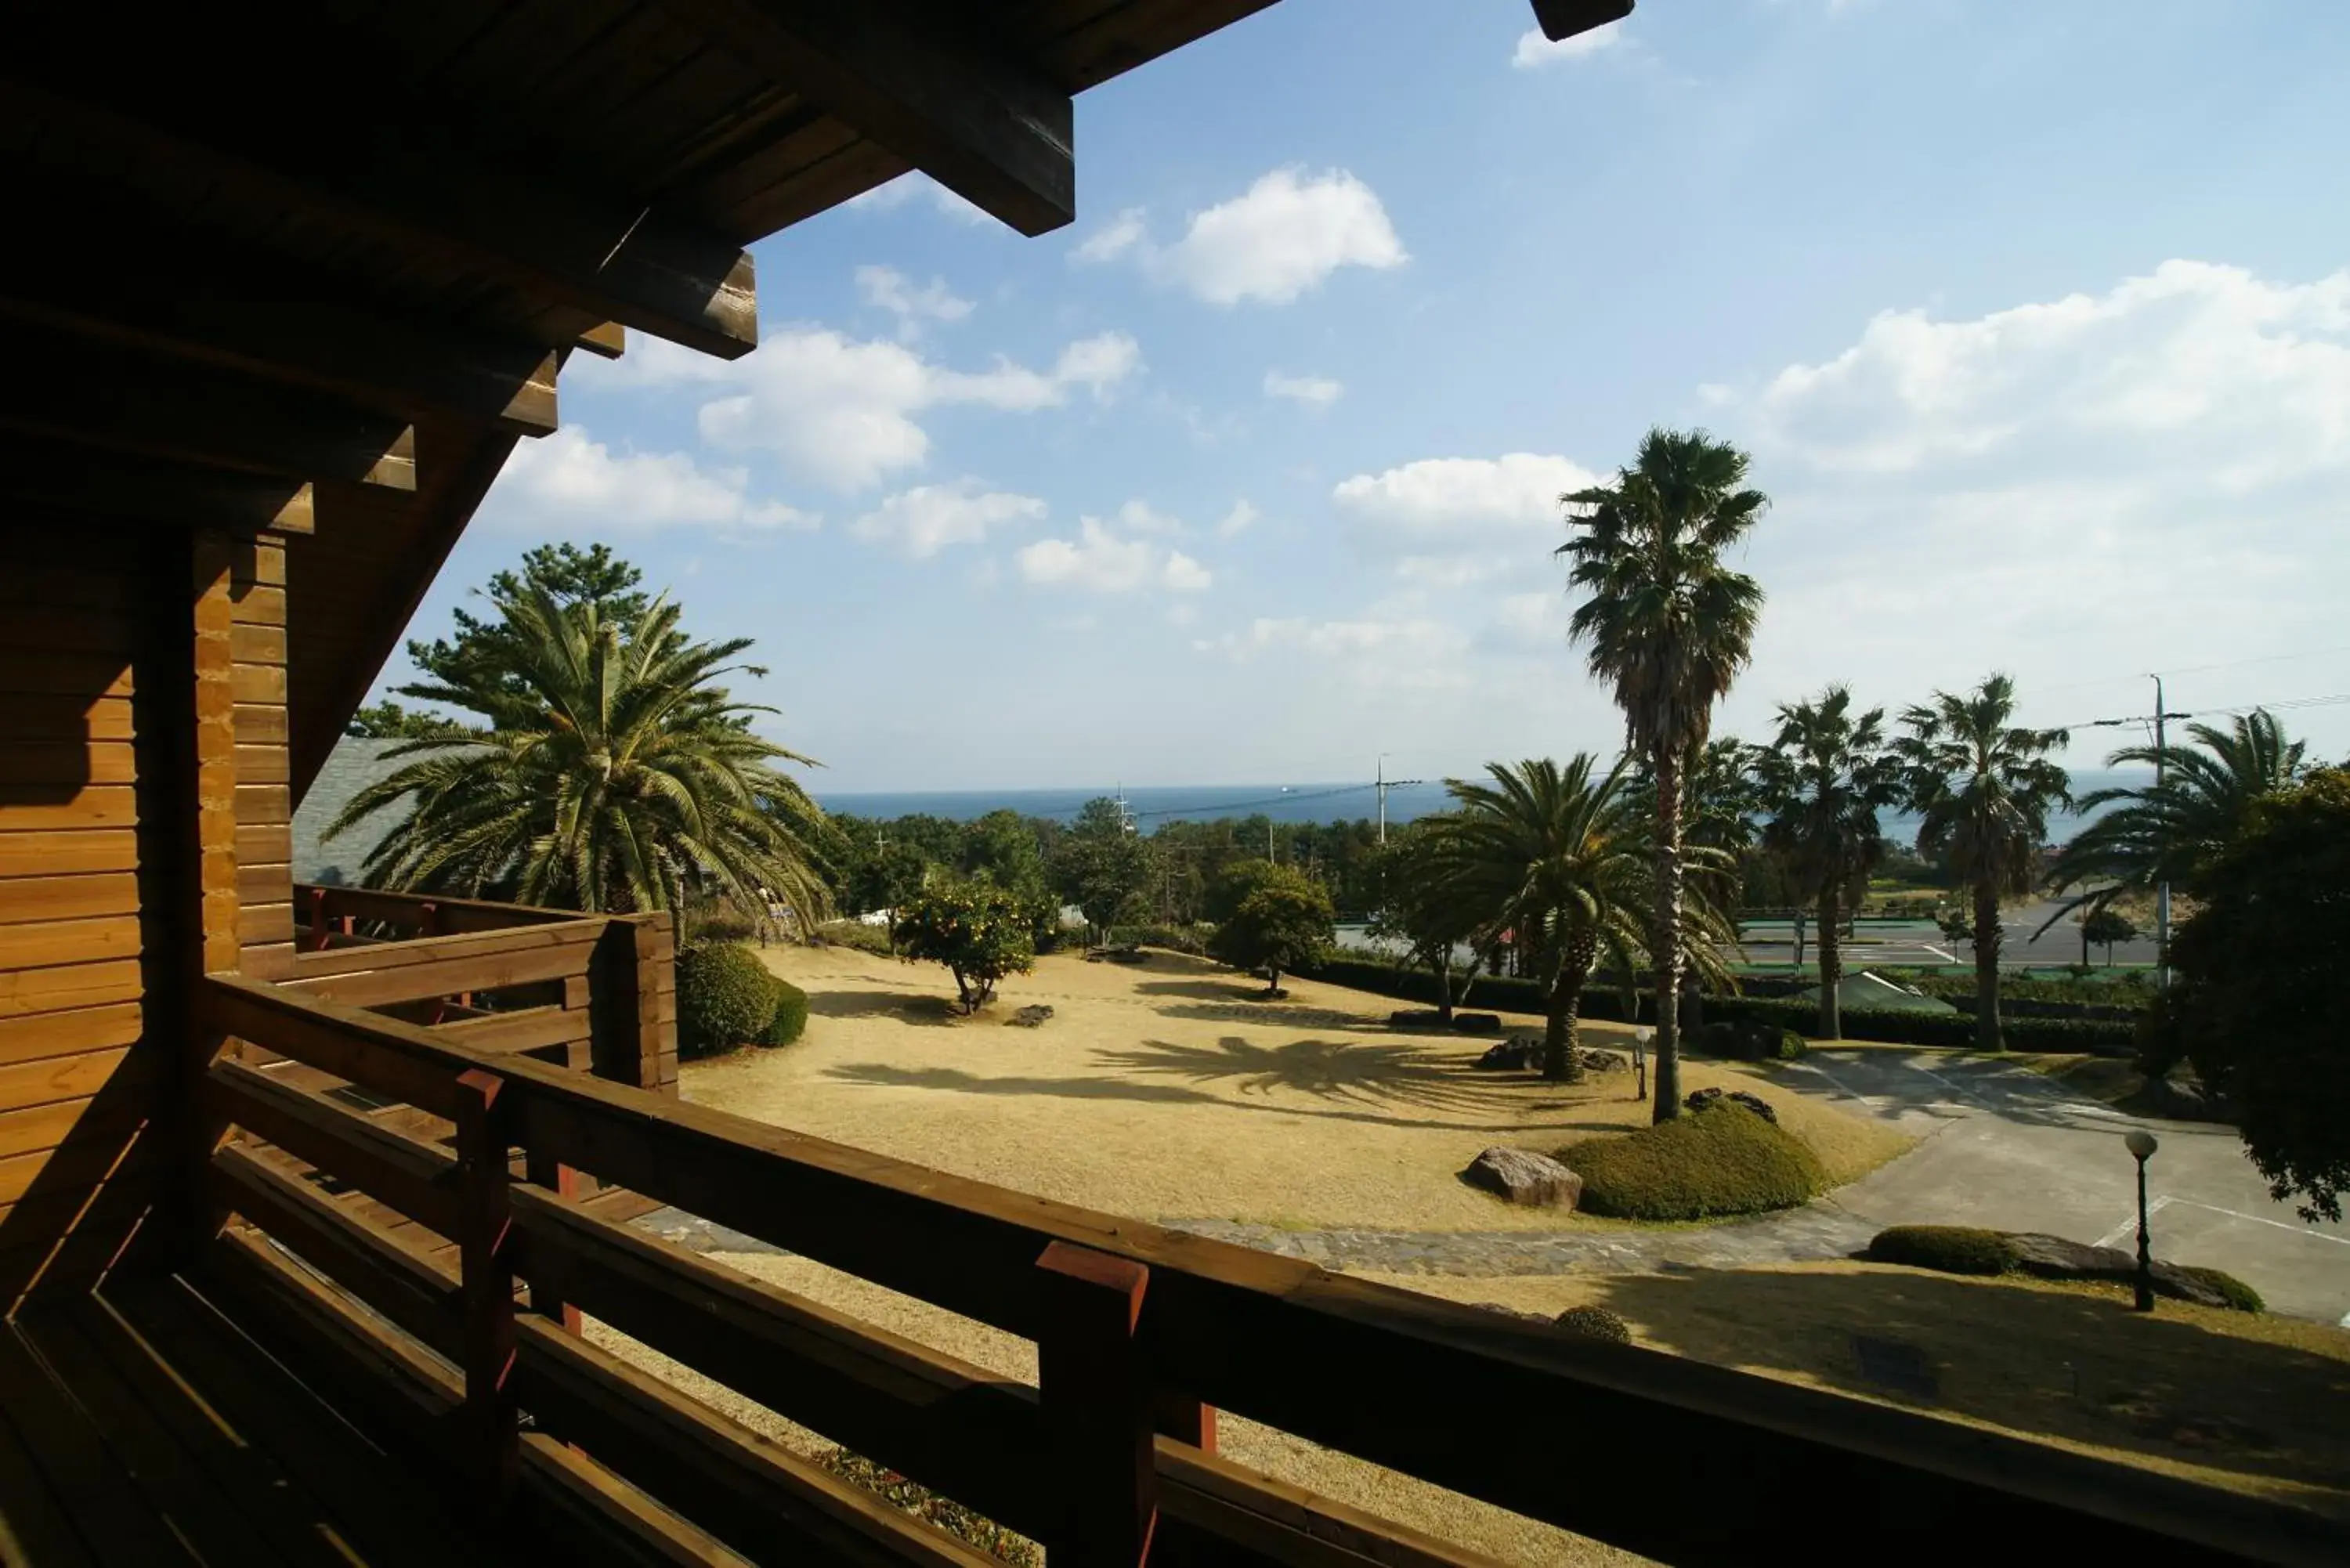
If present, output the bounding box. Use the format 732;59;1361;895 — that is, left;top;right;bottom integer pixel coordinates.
1738;899;2161;971
1779;1049;2349;1323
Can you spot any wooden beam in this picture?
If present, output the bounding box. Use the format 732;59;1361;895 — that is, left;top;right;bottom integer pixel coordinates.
0;435;313;533
0;323;418;490
576;323;627;359
2;67;756;360
0;220;559;437
652;0;1076;236
1529;0;1635;43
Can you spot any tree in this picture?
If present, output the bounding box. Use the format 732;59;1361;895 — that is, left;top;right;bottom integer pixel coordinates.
1206;865;1335;995
1419;758;1659;1083
2040;710;2308;929
1895;674;2070;1050
1049;797;1155;945
327;580;828;934
1368;818;1482;1023
345;699;465;739
959;808;1058;945
893;878;1037;1013
2081;905;2137;966
1632;735;1762;1028
2139;770;2350;1221
1755;687;1901;1041
1560;428;1768;1118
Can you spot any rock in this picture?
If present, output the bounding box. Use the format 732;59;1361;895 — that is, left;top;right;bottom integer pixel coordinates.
1578;1049;1629;1073
1473;1038;1542;1071
2007;1232;2232;1308
1461;1147;1584;1209
1005;1004;1054;1028
1684;1086;1778;1124
1473;1302;1551;1323
1450;1012;1503;1035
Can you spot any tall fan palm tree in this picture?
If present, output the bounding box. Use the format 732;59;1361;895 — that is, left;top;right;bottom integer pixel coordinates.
1560;428;1768;1119
1755;687;1902;1042
1895;675;2070;1051
328;583;830;932
2040;709;2307;927
1631;735;1762;1029
1418;758;1653;1083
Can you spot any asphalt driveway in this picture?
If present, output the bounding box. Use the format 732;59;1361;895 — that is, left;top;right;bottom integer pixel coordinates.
1777;1049;2350;1324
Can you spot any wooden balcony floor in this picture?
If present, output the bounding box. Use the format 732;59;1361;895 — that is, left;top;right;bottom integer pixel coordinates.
0;1274;504;1568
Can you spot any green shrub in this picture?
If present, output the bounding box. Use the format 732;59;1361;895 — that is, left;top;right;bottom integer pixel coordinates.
764;978;808;1047
1113;923;1213;956
677;941;779;1060
1564;1104;1826;1221
1694;1017;1806;1061
1554;1304;1632;1344
692;910;760;943
2175;1266;2265;1313
1863;1225;2020;1276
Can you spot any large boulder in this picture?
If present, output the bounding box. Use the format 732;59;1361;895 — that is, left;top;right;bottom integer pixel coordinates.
1006;1004;1054;1028
1684;1086;1778;1125
1462;1147;1583;1209
2008;1232;2232;1309
1473;1038;1542;1071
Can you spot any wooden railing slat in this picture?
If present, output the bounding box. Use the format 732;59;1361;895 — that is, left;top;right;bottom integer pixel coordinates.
208;1143;463;1357
204;1058;463;1235
512;1315;1000;1568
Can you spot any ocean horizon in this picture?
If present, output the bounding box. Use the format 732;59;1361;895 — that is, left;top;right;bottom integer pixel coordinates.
815;769;2149;839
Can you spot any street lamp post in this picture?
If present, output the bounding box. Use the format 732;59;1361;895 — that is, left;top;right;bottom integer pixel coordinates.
2124;1129;2160;1311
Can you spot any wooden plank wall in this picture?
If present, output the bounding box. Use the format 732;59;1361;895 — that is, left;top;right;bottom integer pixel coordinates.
0;522;295;1308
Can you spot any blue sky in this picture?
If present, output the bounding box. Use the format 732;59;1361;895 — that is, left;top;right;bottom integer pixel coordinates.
386;0;2350;794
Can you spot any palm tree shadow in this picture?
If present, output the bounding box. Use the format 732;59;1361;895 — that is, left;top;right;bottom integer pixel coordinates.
804;989;960;1027
820;1052;1599;1134
1095;1035;1557;1118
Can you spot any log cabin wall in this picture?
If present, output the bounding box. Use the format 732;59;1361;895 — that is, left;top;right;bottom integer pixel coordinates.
0;522;296;1309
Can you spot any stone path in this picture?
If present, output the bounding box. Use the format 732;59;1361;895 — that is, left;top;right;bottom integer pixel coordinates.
638;1201;1880;1277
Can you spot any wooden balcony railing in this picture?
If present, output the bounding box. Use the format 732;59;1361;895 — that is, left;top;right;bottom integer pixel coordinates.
186;971;2344;1568
284;883;674;1094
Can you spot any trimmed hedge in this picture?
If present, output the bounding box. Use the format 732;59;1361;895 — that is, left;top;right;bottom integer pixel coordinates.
2175;1266;2265;1314
1295;956;2137;1050
1554;1305;1632;1344
816;919;895;956
1563;1103;1826;1221
1694;1017;1806;1062
765;978;809;1046
1864;1225;2019;1276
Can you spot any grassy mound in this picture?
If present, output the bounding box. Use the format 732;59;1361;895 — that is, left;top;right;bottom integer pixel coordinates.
2174;1266;2265;1314
1563;1103;1826;1221
1865;1225;2019;1276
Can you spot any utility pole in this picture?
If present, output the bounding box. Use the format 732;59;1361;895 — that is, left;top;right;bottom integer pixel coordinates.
1374;755;1423;847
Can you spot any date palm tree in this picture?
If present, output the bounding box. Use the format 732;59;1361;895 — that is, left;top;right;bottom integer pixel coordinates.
2039;709;2306;928
1755;687;1902;1041
1419;758;1650;1083
1895;675;2070;1050
328;582;830;933
1560;428;1768;1118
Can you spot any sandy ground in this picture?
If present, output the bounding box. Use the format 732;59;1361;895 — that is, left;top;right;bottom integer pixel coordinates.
690;945;1908;1233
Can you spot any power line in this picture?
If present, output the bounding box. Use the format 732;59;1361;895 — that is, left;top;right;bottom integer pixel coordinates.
2025;643;2350;703
2055;690;2350;732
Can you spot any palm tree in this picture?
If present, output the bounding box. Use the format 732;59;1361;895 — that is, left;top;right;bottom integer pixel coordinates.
1560;428;1768;1119
1631;735;1762;1029
1895;675;2070;1050
1419;758;1653;1083
2040;709;2306;928
1755;687;1902;1041
328;582;830;933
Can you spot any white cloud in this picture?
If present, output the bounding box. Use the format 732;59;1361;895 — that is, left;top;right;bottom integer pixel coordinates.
1073;209;1148;265
850;482;1044;559
1197;616;1462;663
660;326;1141;492
1333;453;1600;539
486;425;812;533
1072;168;1406;306
1703;259;2350;752
1113;499;1185;537
844;172;989;226
1017;516;1212;594
855;265;973;338
1264;370;1345;406
1216;500;1260;537
1512;23;1626;68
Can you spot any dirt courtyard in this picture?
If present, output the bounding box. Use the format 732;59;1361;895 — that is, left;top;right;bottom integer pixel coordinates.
688;943;1906;1234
